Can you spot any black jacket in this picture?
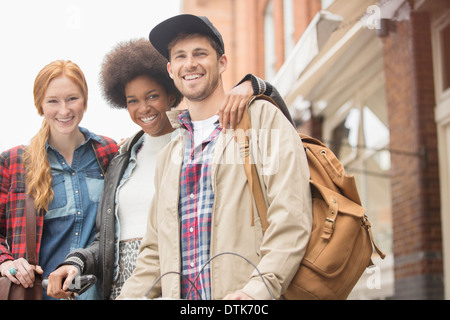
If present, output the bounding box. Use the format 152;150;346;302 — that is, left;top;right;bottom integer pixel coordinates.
63;130;144;299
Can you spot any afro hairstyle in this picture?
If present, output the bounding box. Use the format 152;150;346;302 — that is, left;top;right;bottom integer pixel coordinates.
99;38;182;109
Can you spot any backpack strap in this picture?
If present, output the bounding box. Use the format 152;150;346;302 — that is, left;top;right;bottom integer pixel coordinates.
363;216;386;259
22;148;38;266
234;95;275;233
25;193;38;266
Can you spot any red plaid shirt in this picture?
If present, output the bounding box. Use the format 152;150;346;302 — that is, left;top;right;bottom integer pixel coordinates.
0;136;118;265
178;111;222;300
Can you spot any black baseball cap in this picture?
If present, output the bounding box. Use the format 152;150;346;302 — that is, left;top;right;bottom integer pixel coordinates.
149;14;225;60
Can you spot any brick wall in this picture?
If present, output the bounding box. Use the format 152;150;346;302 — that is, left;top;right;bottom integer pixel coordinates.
382;10;443;299
182;0;322;91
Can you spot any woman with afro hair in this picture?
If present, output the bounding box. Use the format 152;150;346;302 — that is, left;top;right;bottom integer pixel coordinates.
47;38;290;300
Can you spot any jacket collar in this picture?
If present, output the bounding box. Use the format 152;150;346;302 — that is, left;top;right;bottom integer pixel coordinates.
45;126;103;151
166;108;237;160
166;109;187;129
119;130;145;155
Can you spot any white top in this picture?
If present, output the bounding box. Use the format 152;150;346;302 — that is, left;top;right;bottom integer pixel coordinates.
192;115;219;148
117;133;171;241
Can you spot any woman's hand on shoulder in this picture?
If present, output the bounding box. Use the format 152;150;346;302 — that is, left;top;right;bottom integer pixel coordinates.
218;80;253;133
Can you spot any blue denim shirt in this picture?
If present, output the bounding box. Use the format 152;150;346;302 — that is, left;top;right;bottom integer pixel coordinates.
39;127;104;300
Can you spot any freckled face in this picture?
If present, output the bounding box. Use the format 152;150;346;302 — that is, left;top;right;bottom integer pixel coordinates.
41;75;85;138
125;75;175;137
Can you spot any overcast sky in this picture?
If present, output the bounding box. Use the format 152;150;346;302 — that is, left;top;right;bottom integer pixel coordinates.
0;0;181;151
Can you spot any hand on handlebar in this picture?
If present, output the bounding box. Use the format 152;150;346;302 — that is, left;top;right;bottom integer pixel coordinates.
46;265;79;299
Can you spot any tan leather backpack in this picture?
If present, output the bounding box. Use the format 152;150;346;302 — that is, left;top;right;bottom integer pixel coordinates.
234;95;385;300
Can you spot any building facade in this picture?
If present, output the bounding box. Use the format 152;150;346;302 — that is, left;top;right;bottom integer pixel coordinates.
182;0;450;299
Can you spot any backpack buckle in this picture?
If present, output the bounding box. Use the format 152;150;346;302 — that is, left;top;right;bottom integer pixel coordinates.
322;217;335;240
326;217;335;229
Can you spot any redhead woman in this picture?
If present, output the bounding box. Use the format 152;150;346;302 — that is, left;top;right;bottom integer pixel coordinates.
0;60;118;300
47;39;288;300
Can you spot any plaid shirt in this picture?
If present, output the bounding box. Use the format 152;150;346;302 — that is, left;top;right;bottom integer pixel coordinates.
178;111;221;300
0;133;117;265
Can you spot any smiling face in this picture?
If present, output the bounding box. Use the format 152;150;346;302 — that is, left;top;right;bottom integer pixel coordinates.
41;75;85;139
125;75;175;136
167;34;227;102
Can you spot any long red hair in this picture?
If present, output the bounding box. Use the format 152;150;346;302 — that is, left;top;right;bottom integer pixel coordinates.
24;60;88;211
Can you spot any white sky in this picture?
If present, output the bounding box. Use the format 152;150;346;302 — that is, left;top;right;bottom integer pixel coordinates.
0;0;181;151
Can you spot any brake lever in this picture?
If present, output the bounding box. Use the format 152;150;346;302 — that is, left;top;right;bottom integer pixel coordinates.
42;274;97;295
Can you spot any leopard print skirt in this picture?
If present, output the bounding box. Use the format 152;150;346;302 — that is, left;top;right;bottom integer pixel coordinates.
109;238;142;300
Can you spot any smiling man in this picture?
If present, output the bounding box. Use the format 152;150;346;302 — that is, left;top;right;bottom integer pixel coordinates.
168;34;225;106
118;14;312;300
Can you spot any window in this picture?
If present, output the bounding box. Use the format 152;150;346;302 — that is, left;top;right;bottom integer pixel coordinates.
434;11;450;101
330;106;359;163
441;23;450;91
432;10;450;298
325;85;394;299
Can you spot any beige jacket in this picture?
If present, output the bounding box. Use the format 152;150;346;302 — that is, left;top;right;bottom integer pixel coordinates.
118;99;312;300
